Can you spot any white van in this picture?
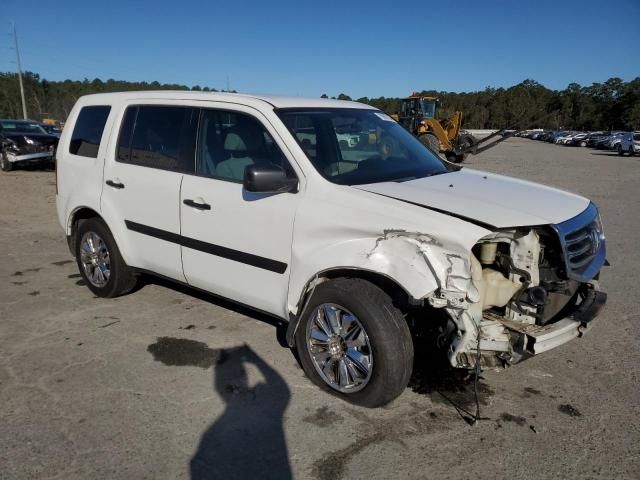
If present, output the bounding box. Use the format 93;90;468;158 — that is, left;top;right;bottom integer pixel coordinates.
56;92;607;407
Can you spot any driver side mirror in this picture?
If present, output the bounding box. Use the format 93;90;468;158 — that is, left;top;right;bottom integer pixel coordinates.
243;164;298;194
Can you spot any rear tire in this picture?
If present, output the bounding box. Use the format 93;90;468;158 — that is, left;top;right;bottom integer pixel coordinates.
75;217;137;298
1;152;12;172
617;144;624;156
294;278;414;408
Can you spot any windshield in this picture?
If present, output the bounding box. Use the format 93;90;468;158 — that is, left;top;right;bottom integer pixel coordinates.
0;121;47;135
277;108;448;185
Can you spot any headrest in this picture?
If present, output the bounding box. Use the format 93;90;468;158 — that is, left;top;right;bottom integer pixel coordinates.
224;132;246;152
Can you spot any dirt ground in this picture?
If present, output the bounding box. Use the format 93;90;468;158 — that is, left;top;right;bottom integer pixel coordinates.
1;138;639;479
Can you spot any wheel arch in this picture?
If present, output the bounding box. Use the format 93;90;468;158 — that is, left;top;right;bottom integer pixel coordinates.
65;206;103;255
285;267;418;347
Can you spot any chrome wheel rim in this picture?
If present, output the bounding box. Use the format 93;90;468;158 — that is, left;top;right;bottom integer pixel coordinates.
80;231;111;288
306;303;373;393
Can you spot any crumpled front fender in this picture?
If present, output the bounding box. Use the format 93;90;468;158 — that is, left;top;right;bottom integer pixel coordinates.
287;228;482;315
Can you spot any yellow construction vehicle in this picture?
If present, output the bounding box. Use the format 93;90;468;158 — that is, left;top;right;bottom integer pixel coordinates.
391;94;475;163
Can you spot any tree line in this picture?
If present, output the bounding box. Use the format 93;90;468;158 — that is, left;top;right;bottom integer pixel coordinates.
327;78;640;131
0;72;227;123
1;71;638;131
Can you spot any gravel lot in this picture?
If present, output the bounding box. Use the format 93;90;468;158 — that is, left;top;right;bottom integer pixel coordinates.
1;138;639;480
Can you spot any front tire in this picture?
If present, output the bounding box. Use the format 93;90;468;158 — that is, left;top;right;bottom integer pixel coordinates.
294;278;413;408
1;152;12;172
419;133;440;153
75;217;137;298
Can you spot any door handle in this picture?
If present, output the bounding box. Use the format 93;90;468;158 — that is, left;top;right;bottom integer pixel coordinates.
183;199;211;210
106;180;125;189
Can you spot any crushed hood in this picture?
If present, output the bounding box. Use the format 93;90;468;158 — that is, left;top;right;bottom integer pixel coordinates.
1;132;59;147
354;168;590;228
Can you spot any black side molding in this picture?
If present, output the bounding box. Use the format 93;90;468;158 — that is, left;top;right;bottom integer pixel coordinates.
124;220;287;274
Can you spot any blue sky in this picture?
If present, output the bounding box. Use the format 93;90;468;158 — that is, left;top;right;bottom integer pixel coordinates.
1;0;638;98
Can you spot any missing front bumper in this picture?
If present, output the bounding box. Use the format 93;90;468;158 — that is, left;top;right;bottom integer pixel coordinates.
507;284;607;356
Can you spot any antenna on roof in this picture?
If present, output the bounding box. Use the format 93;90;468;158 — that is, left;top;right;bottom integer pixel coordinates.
226;75;230;93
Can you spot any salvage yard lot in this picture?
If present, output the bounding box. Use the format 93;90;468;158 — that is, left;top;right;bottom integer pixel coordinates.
1;138;639;479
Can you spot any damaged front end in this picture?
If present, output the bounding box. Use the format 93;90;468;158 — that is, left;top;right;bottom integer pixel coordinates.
426;202;607;369
1;133;58;166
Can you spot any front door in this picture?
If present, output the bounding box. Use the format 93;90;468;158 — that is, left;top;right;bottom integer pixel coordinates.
180;106;301;317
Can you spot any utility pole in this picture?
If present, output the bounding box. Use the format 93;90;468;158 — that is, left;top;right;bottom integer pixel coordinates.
13;24;28;119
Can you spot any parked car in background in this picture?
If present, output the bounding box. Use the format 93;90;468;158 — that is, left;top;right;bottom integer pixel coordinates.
609;132;631;151
584;132;607;148
618;132;639;156
530;131;547;140
592;132;620;149
555;132;577;144
566;132;589;146
546;131;567;143
537;131;554;142
0;119;59;171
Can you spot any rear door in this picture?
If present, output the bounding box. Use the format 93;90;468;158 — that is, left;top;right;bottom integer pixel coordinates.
180;106;301;317
101;103;198;281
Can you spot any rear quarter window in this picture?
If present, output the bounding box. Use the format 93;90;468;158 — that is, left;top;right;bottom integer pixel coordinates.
69;106;111;158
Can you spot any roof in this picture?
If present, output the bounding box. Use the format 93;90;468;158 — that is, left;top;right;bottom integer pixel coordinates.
76;91;377;110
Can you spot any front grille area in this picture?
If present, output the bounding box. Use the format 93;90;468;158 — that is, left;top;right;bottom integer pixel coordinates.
11;143;54;155
552;203;606;283
565;225;597;268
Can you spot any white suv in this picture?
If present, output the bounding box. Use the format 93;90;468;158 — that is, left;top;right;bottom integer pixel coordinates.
56;92;607;407
618;132;639;156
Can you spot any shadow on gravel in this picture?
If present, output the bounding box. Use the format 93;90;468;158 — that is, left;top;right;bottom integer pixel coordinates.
190;344;291;480
408;333;494;420
137;275;289;346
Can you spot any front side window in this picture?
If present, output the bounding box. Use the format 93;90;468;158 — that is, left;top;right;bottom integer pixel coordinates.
277;108;448;185
196;109;293;182
69;106;111;157
117;105;197;173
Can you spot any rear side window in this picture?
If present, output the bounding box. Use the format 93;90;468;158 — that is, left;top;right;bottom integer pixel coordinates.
116;105;197;173
69;106;111;158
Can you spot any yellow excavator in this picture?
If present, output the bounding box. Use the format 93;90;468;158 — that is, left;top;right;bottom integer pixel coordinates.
391;94;475;163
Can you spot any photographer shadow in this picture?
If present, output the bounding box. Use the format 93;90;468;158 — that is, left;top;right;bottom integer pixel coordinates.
190;345;291;480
